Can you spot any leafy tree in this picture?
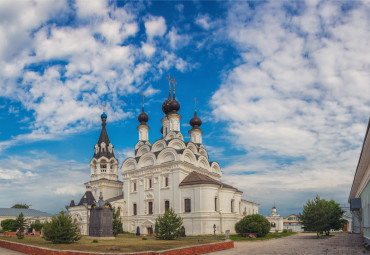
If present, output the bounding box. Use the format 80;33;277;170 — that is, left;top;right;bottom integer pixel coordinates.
323;199;346;236
112;209;123;237
154;208;184;240
42;210;81;244
11;204;29;209
1;219;17;232
235;214;271;237
299;196;345;237
15;213;27;239
31;223;45;232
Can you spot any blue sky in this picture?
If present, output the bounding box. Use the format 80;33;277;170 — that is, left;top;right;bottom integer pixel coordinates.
0;0;370;217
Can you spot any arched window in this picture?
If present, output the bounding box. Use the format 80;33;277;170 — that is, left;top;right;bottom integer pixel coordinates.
165;201;170;212
100;160;107;173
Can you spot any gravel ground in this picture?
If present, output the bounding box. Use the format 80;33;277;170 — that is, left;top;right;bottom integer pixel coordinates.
0;233;368;255
210;233;369;255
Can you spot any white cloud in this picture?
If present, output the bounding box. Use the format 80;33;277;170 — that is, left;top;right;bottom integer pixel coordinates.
144;16;167;40
0;151;89;213
0;2;187;151
75;0;108;19
195;14;211;30
211;1;370;215
141;42;156;57
167;27;190;49
144;85;160;97
115;148;135;166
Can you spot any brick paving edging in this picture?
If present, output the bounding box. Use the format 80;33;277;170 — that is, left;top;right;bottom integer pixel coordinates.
0;239;234;255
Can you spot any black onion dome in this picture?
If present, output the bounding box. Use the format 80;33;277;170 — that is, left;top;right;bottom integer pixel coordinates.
162;92;172;115
190;111;202;127
138;108;149;124
169;98;180;113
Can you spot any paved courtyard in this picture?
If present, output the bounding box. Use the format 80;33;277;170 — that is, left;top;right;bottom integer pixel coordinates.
211;233;368;255
0;233;368;254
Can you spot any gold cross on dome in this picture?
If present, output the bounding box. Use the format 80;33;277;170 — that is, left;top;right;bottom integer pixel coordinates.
166;73;175;91
141;92;145;107
172;78;178;92
193;97;198;111
102;103;106;112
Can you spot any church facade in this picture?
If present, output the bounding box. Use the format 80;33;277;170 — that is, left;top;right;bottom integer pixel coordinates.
67;77;259;235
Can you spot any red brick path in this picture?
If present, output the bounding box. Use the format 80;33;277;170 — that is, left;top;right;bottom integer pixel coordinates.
0;239;234;255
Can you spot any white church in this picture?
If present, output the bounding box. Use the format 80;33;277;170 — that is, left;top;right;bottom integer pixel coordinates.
67;76;259;235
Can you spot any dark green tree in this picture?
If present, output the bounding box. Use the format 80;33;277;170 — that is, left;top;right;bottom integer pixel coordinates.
323;199;346;236
154;208;184;240
30;223;45;232
1;219;17;232
42;210;81;244
299;196;345;237
112;209;123;237
235;214;271;237
11;204;29;209
15;212;27;239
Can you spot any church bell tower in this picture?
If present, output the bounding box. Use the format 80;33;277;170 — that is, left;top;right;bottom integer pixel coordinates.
86;105;123;201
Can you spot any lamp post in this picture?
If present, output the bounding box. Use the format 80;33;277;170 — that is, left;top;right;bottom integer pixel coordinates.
213;224;216;236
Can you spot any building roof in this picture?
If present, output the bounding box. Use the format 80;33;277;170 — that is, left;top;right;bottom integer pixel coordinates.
93;117;115;160
0;208;52;217
107;194;124;202
349;118;370;200
179;171;241;192
77;191;95;206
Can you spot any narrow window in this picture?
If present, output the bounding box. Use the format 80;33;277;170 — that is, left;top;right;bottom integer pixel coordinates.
101;160;107;172
231;200;234;213
149;179;152;189
133;203;137;215
184;199;191;213
165;177;169;187
165;201;170;212
133;182;137;192
148;202;153;214
215;197;217;211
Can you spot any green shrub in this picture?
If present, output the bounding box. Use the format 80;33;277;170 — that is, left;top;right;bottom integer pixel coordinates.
154;208;184;240
1;219;17;232
42;210;81;244
283;229;288;233
235;214;271;237
142;237;147;240
92;239;98;243
112;209;123;237
31;223;44;232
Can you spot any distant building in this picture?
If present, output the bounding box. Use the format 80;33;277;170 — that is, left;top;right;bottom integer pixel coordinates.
67;79;260;235
266;206;283;232
283;214;303;232
0;208;52;230
349;118;370;245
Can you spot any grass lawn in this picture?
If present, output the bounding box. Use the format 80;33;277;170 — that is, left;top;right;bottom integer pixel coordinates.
0;235;221;253
229;232;298;241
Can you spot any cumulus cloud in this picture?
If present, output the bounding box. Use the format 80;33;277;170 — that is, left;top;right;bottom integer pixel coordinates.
195;14;211;30
144;16;167;40
167;27;190;49
0;152;88;213
0;2;190;152
141;42;156;58
212;1;370;215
